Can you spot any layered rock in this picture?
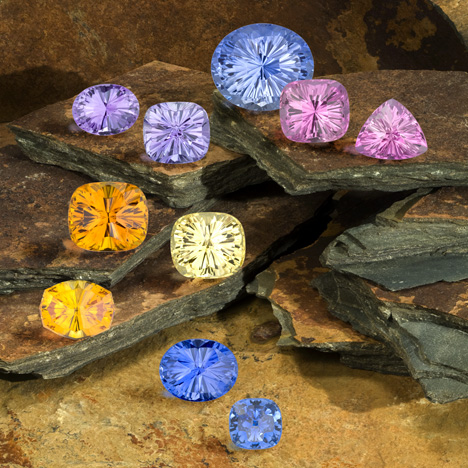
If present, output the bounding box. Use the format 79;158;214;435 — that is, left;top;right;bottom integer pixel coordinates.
322;187;468;290
211;70;468;195
0;142;204;294
314;271;468;403
0;184;331;378
249;191;410;375
9;61;267;208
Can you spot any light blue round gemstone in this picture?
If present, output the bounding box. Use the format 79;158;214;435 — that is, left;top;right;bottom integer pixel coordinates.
211;23;314;111
229;398;282;450
159;339;238;402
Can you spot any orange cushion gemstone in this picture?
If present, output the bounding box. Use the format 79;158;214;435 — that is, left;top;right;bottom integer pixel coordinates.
69;182;148;251
40;280;115;339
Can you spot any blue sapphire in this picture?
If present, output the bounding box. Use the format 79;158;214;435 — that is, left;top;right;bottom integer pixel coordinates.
229;398;282;449
211;23;314;111
159;339;238;401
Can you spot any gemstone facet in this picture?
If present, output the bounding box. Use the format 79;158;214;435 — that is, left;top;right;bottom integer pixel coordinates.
159;339;238;401
72;84;139;136
170;212;245;278
280;79;350;143
355;99;428;160
40;280;115;339
143;102;210;164
211;23;314;111
69;182;148;251
229;398;282;450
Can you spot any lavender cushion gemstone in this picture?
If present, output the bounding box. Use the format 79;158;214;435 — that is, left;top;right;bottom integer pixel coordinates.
143;102;210;164
72;84;139;136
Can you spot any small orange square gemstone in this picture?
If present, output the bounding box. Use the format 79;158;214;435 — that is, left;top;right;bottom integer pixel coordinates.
69;182;148;251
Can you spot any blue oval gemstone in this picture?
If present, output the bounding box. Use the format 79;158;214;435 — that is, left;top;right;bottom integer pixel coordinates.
211;23;314;111
159;339;238;401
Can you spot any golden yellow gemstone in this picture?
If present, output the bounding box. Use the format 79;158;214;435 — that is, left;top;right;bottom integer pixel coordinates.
40;280;115;339
69;181;148;251
171;212;246;278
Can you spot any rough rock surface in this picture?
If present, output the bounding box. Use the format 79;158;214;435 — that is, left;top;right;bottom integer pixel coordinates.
4;296;467;468
0;184;331;378
2;0;468;122
431;0;468;47
0;138;201;294
322;187;468;291
249;191;411;375
211;70;468;195
314;271;468;403
9;61;267;208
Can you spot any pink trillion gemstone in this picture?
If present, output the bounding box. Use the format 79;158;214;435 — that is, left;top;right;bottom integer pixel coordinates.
355;99;427;160
279;79;350;143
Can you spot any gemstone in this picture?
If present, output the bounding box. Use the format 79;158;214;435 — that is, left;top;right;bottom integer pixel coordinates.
170;212;245;278
69;181;148;251
143;102;210;163
159;339;238;401
40;280;115;339
72;84;139;136
280;79;350;143
211;23;314;111
355;99;428;160
229;398;282;450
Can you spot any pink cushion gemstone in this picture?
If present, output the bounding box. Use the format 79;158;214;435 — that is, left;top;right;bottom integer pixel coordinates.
355;99;428;160
280;79;350;143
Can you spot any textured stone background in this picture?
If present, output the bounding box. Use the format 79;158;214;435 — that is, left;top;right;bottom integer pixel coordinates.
1;0;468;121
3;298;468;468
2;1;468;466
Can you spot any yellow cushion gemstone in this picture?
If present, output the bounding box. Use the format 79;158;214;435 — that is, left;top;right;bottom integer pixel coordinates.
40;280;115;339
69;182;148;251
171;212;246;278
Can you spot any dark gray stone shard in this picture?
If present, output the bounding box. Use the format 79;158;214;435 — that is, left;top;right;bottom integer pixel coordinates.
313;271;468;403
322;187;468;291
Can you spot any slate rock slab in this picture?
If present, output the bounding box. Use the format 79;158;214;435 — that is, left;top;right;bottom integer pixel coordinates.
8;60;267;208
248;191;410;375
0;141;206;294
0;184;330;378
322;187;468;291
211;70;468;195
314;271;468;403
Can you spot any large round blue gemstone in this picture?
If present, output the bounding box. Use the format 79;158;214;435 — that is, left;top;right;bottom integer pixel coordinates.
211;23;314;111
159;339;238;401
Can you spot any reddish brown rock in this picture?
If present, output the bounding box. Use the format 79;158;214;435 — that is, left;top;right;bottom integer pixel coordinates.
249;191;411;374
9;61;267;208
1;0;467;121
0;134;194;294
0;184;331;378
211;70;468;195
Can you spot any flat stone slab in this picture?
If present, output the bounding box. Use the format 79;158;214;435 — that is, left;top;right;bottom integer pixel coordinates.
0;184;330;378
0;141;201;294
211;70;468;195
8;60;267;208
314;271;468;403
322;187;468;291
249;191;410;375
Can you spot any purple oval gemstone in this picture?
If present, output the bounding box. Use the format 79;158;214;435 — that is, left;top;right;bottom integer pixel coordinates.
72;84;140;136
